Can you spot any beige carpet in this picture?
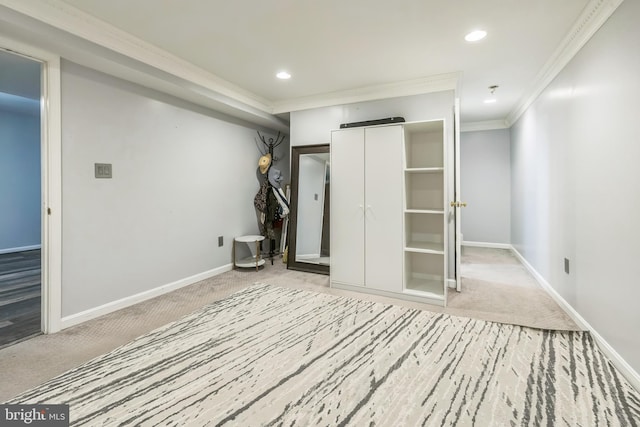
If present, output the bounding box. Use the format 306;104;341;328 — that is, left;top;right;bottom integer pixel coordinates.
449;246;580;330
0;247;578;402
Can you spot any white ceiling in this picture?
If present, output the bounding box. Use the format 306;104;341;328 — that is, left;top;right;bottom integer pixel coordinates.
3;0;602;126
56;0;591;124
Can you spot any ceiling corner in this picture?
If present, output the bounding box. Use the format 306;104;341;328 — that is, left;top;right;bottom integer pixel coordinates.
505;0;624;126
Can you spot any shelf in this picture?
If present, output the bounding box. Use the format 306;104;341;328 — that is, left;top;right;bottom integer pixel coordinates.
404;277;445;297
404;209;444;215
404;121;444;169
405;172;443;211
402;120;446;308
235;256;265;268
405;242;444;254
405;212;444;254
404;252;445;296
405;209;444;214
405;167;444;173
235;235;265;243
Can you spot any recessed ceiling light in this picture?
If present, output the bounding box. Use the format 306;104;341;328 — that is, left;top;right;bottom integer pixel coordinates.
276;71;291;80
465;30;487;42
484;99;497;104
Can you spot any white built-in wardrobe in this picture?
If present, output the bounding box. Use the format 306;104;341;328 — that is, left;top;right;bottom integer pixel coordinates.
330;120;452;306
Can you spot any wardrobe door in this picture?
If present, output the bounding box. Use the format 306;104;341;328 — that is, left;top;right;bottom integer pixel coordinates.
330;128;365;286
364;126;403;292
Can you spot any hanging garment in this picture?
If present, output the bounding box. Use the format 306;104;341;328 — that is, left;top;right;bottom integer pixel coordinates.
254;179;270;235
272;187;289;217
264;187;279;239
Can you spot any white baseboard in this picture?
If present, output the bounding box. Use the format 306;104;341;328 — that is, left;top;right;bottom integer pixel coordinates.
510;246;640;392
447;279;456;289
0;244;41;255
60;263;233;329
462;241;511;249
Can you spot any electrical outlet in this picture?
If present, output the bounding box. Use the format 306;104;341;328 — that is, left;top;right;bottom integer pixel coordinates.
95;163;112;178
218;236;224;247
564;258;570;274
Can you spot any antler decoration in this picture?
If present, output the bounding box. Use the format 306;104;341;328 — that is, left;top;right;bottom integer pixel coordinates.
256;131;286;162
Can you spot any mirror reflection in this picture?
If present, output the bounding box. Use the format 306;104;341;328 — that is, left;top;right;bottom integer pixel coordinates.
295;153;330;266
287;144;330;275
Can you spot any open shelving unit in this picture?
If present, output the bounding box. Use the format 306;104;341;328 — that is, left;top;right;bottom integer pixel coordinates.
403;120;447;306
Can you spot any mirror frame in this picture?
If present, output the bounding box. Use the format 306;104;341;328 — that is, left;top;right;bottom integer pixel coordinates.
287;144;330;275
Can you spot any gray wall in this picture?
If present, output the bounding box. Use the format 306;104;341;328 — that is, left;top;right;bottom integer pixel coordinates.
60;61;286;317
0;108;41;252
510;0;640;372
460;129;510;244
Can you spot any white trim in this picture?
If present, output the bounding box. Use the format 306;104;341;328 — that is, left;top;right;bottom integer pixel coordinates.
272;72;461;114
0;36;63;335
60;264;233;329
0;244;41;255
460;120;510;133
462;241;512;249
447;279;456;289
454;98;462;292
510;246;640;392
506;0;623;126
42;48;63;335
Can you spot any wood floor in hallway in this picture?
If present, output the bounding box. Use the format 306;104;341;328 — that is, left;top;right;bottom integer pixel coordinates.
0;250;41;348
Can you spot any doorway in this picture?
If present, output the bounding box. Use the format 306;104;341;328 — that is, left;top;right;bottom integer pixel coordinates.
0;49;43;347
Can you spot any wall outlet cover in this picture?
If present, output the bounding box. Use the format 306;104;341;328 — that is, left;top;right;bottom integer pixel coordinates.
95;163;112;178
218;236;224;247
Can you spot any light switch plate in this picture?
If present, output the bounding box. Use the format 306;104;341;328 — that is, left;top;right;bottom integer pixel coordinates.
95;163;112;179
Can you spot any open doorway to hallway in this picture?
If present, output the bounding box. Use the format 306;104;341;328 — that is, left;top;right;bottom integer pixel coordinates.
0;49;43;348
0;250;41;347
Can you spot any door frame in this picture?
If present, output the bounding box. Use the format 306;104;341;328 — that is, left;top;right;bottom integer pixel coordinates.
0;36;62;333
454;98;462;292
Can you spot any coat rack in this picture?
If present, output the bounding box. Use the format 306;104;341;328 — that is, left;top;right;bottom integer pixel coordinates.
253;131;288;265
256;131;285;160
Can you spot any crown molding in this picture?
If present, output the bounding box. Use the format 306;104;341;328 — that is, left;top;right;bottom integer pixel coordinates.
0;0;273;114
506;0;624;126
460;120;509;133
272;72;461;114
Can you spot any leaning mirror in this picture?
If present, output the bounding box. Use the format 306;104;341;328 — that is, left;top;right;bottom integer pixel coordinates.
287;144;330;274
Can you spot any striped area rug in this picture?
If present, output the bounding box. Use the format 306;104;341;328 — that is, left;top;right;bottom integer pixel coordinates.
10;283;640;426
